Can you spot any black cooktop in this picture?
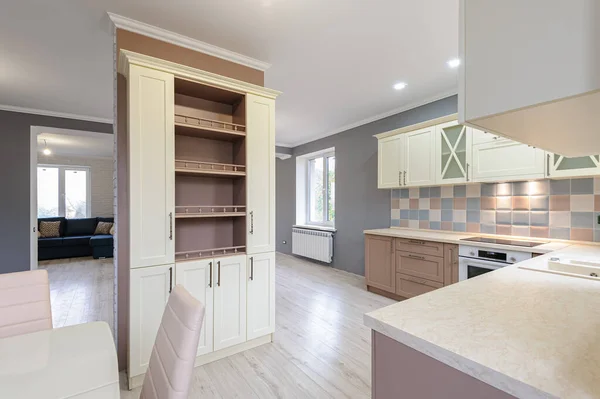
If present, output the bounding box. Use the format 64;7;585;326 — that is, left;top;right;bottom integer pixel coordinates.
460;237;548;248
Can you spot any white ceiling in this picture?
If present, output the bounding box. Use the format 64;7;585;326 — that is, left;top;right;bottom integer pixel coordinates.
38;130;114;159
1;0;458;147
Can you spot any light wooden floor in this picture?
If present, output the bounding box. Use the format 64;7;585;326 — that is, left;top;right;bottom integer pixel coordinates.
38;257;114;331
120;253;395;398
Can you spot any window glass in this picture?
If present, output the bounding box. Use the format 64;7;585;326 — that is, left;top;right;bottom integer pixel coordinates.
309;157;324;223
65;169;88;218
327;156;335;222
37;167;59;217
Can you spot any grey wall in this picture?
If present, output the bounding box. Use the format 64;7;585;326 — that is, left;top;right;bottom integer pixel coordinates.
0;110;112;274
276;95;458;275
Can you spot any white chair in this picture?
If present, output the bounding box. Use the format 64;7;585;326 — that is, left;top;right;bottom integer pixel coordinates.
140;285;205;399
0;269;52;339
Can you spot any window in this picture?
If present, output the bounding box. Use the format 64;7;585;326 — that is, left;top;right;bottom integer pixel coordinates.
307;152;335;226
38;165;90;218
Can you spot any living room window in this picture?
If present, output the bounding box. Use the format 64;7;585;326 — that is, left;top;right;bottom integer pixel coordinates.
38;165;90;218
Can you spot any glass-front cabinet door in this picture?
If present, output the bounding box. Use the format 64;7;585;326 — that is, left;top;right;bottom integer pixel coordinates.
435;121;472;184
548;154;600;178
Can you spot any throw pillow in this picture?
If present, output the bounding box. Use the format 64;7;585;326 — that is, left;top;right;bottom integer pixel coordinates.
37;230;41;238
94;221;113;235
39;221;61;238
109;225;115;235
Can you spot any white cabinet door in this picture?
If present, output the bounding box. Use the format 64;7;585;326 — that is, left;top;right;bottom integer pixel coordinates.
246;94;275;255
472;140;545;182
404;127;436;187
175;259;214;357
378;135;404;188
213;255;247;351
129;264;172;379
128;65;175;268
548;154;600;178
435;121;473;185
247;252;275;340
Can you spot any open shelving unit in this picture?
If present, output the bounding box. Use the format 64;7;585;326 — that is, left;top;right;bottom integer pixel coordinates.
174;77;247;262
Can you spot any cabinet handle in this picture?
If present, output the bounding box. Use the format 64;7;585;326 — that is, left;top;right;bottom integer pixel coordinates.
249;211;254;235
217;261;221;287
408;239;425;245
403;171;406;186
398;171;401;186
169;267;173;293
466;163;470;181
546;154;551;177
408;254;425;260
169;212;173;240
250;257;254;281
208;262;213;288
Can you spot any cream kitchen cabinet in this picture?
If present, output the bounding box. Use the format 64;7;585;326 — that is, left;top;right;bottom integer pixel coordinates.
213;255;247;351
435;121;472;185
472;138;545;182
247;252;276;340
404;127;436;187
547;154;600;178
377;134;404;188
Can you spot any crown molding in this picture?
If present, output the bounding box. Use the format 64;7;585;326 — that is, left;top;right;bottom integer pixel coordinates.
108;12;271;72
285;89;458;148
0;104;113;124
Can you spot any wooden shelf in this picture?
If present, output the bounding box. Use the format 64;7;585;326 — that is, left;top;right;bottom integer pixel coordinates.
175;160;246;177
175;114;246;141
175;246;246;262
175;205;246;219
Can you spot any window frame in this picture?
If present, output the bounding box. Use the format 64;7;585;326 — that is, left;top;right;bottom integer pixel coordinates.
37;164;91;218
306;152;335;227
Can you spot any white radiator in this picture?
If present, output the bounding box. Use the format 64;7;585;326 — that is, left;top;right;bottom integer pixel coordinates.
292;228;334;263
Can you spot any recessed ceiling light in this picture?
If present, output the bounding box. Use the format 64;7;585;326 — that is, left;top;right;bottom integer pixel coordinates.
393;82;407;90
447;58;461;68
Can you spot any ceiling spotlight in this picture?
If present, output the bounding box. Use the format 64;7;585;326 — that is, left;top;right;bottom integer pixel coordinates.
393;82;407;90
42;139;51;156
447;58;461;68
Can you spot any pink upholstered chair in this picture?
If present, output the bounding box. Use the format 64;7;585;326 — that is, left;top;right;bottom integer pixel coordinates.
0;269;52;339
140;284;205;399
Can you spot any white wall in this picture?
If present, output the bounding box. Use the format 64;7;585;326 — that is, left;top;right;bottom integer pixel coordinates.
39;154;114;217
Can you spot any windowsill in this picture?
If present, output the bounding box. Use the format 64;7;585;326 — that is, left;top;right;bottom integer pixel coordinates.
293;224;337;233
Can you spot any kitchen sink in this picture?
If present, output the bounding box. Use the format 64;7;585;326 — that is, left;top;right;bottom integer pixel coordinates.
521;258;600;281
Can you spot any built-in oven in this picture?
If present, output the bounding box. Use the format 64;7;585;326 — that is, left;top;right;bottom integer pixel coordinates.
458;245;533;281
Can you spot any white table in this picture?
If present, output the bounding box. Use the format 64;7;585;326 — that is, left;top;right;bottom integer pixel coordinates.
0;322;119;398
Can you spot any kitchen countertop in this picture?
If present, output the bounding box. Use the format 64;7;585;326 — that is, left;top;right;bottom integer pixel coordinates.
364;227;573;253
364;244;600;398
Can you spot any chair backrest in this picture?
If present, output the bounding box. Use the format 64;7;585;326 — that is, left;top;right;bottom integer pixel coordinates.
141;285;205;399
0;269;52;339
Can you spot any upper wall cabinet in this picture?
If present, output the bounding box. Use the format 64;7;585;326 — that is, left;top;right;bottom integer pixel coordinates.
459;0;600;156
404;127;436;187
377;135;404;189
548;154;600;179
435;121;472;185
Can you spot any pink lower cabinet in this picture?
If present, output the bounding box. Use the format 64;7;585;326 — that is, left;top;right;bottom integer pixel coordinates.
371;331;515;398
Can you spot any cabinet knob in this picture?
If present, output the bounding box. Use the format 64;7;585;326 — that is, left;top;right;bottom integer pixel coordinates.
510;257;517;263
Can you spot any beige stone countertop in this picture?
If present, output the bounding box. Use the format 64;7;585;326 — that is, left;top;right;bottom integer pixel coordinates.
364;227;573;253
364;245;600;399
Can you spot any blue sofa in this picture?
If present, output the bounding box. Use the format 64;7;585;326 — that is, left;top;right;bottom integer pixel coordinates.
38;217;114;261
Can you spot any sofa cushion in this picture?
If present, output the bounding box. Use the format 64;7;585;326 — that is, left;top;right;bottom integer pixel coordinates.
38;217;66;236
64;218;97;237
62;236;91;246
38;237;64;247
90;235;113;247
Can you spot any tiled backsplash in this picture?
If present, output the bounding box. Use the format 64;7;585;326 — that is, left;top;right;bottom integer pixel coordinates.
391;178;600;242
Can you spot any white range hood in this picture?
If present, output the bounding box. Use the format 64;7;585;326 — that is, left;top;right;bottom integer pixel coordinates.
458;0;600;157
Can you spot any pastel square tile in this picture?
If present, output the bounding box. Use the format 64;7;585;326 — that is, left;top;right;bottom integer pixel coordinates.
512;181;529;196
400;220;410;228
550;195;570;211
571;212;594;228
496;211;512;225
419;210;430;220
442;198;454;209
496;183;512;196
441;186;454;198
595;177;600;194
481;183;497;197
571;228;593;242
400;198;410;209
530;196;549;211
430;198;441;209
409;220;419;229
441;209;453;222
549;211;570;228
391;219;400;227
467;198;481;210
453;185;467;198
571;195;594;212
410;199;419;209
453;222;467;232
480;210;496;225
529;180;549;196
441;221;453;231
391;209;400;220
481;197;497;210
480;224;496;234
430;186;441;198
512;196;530;210
429;209;441;222
496;196;512;210
550;228;570;240
453;210;467;223
596;195;600;211
409;187;419;198
512;211;530;226
467;211;480;223
550;179;570;195
530;226;549;239
400;210;410;220
571;178;594;195
454;198;467;210
392;190;401;199
429;221;441;230
512;226;530;237
530;211;549;227
400;188;409;198
409;210;419;220
419;221;430;229
496;225;512;235
392;198;400;209
419;187;430;198
419;198;431;209
466;184;481;197
467;223;480;233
